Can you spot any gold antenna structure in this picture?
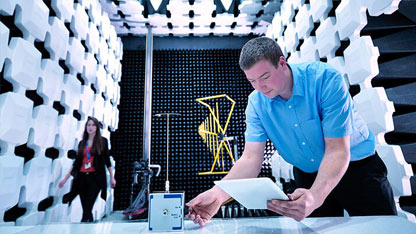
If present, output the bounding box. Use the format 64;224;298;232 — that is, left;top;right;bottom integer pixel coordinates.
196;94;236;175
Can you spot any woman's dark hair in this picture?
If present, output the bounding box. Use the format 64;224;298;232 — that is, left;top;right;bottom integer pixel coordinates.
78;116;103;156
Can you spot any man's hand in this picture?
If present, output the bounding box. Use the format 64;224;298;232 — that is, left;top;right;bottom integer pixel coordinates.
267;188;323;221
185;188;225;226
185;141;265;226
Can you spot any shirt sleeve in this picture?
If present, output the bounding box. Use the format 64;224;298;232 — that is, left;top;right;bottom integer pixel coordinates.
320;66;353;138
71;142;82;175
102;137;112;168
244;95;268;142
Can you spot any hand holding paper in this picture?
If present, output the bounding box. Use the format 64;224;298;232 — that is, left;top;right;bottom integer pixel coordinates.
214;177;289;209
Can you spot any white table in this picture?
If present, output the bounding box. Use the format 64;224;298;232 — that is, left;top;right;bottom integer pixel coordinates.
1;216;415;234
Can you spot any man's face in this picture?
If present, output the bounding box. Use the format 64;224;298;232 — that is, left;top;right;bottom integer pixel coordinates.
243;59;287;99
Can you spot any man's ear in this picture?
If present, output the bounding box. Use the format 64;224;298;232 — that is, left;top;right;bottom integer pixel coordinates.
279;56;286;66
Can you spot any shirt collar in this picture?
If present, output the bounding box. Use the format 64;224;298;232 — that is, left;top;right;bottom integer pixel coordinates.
290;63;305;97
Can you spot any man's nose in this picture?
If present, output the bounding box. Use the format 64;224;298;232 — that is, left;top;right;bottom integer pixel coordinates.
256;81;266;91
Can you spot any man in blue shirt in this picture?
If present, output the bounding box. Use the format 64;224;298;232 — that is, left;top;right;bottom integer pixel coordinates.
186;37;397;226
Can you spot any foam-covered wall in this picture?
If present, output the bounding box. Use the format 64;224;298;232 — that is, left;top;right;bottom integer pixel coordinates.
265;0;415;221
0;0;122;225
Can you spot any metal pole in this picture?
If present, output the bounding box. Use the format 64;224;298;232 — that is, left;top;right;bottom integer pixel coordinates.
155;113;181;192
143;26;153;164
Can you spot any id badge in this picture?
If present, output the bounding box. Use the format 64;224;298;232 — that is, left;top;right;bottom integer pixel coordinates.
85;162;91;169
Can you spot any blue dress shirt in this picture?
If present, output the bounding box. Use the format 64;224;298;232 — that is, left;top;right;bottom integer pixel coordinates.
245;62;375;173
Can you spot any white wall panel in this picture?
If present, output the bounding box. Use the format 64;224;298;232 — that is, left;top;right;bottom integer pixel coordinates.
353;88;395;136
70;3;89;40
283;22;297;53
93;94;105;122
365;0;401;16
239;1;262;15
57;114;78;150
69;196;83;223
78;0;93;10
100;12;112;40
344;36;379;86
270;13;283;39
108;27;118;52
97;37;109;66
39;59;64;104
118;0;144;15
92;195;106;221
96;64;107;93
79;86;95;119
295;4;313;39
0;22;8;72
0;155;24;212
45;17;69;60
88;1;102;25
44;204;69;223
272;152;294;189
0;92;33;145
300;36;318;62
82;52;98;85
0;0;121;225
0;0;16;16
292;0;305;10
114;82;121;106
106;52;116;80
103;100;113;128
280;1;295;25
114;60;122;81
62;74;82;111
29;105;58;149
106;74;115;101
65;37;85;74
51;156;73;197
110;105;118;131
310;0;332;22
377;145;413;196
287;50;301;63
21;157;52;205
15;0;49;42
316;17;339;59
86;23;100;54
335;0;367;40
51;0;74;23
5;38;42;91
105;187;114;216
16;211;45;226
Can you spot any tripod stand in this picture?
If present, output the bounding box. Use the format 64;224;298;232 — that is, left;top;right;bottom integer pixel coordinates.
123;159;160;218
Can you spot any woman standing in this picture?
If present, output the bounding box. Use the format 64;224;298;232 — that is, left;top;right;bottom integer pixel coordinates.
59;116;116;222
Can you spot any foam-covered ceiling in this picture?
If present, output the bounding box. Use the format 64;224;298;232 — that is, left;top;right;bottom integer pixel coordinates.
101;0;282;37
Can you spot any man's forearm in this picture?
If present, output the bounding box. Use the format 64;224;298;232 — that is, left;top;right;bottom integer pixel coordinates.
310;150;350;205
222;154;263;181
213;149;264;202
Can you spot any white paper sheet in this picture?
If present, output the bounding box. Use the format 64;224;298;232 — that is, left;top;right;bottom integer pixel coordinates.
214;177;289;209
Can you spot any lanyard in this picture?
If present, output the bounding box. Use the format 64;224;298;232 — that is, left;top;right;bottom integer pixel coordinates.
86;140;91;161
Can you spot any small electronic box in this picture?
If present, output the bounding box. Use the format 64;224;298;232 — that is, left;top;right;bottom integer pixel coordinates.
149;113;184;232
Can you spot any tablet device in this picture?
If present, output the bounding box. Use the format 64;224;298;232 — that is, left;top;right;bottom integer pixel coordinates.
214;177;289;209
